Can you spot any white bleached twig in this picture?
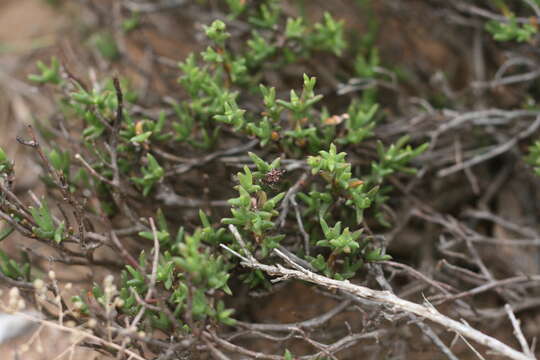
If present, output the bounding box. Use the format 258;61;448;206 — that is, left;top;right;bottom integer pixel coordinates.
222;225;536;360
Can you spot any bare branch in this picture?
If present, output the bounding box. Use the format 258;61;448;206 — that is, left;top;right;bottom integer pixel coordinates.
226;227;536;360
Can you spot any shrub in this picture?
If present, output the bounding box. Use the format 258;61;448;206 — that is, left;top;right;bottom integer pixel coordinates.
4;1;539;359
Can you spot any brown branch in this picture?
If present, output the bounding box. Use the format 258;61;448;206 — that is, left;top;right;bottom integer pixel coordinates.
17;125;87;249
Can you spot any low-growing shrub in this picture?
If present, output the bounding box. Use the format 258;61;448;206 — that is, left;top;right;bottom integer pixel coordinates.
2;1;540;359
